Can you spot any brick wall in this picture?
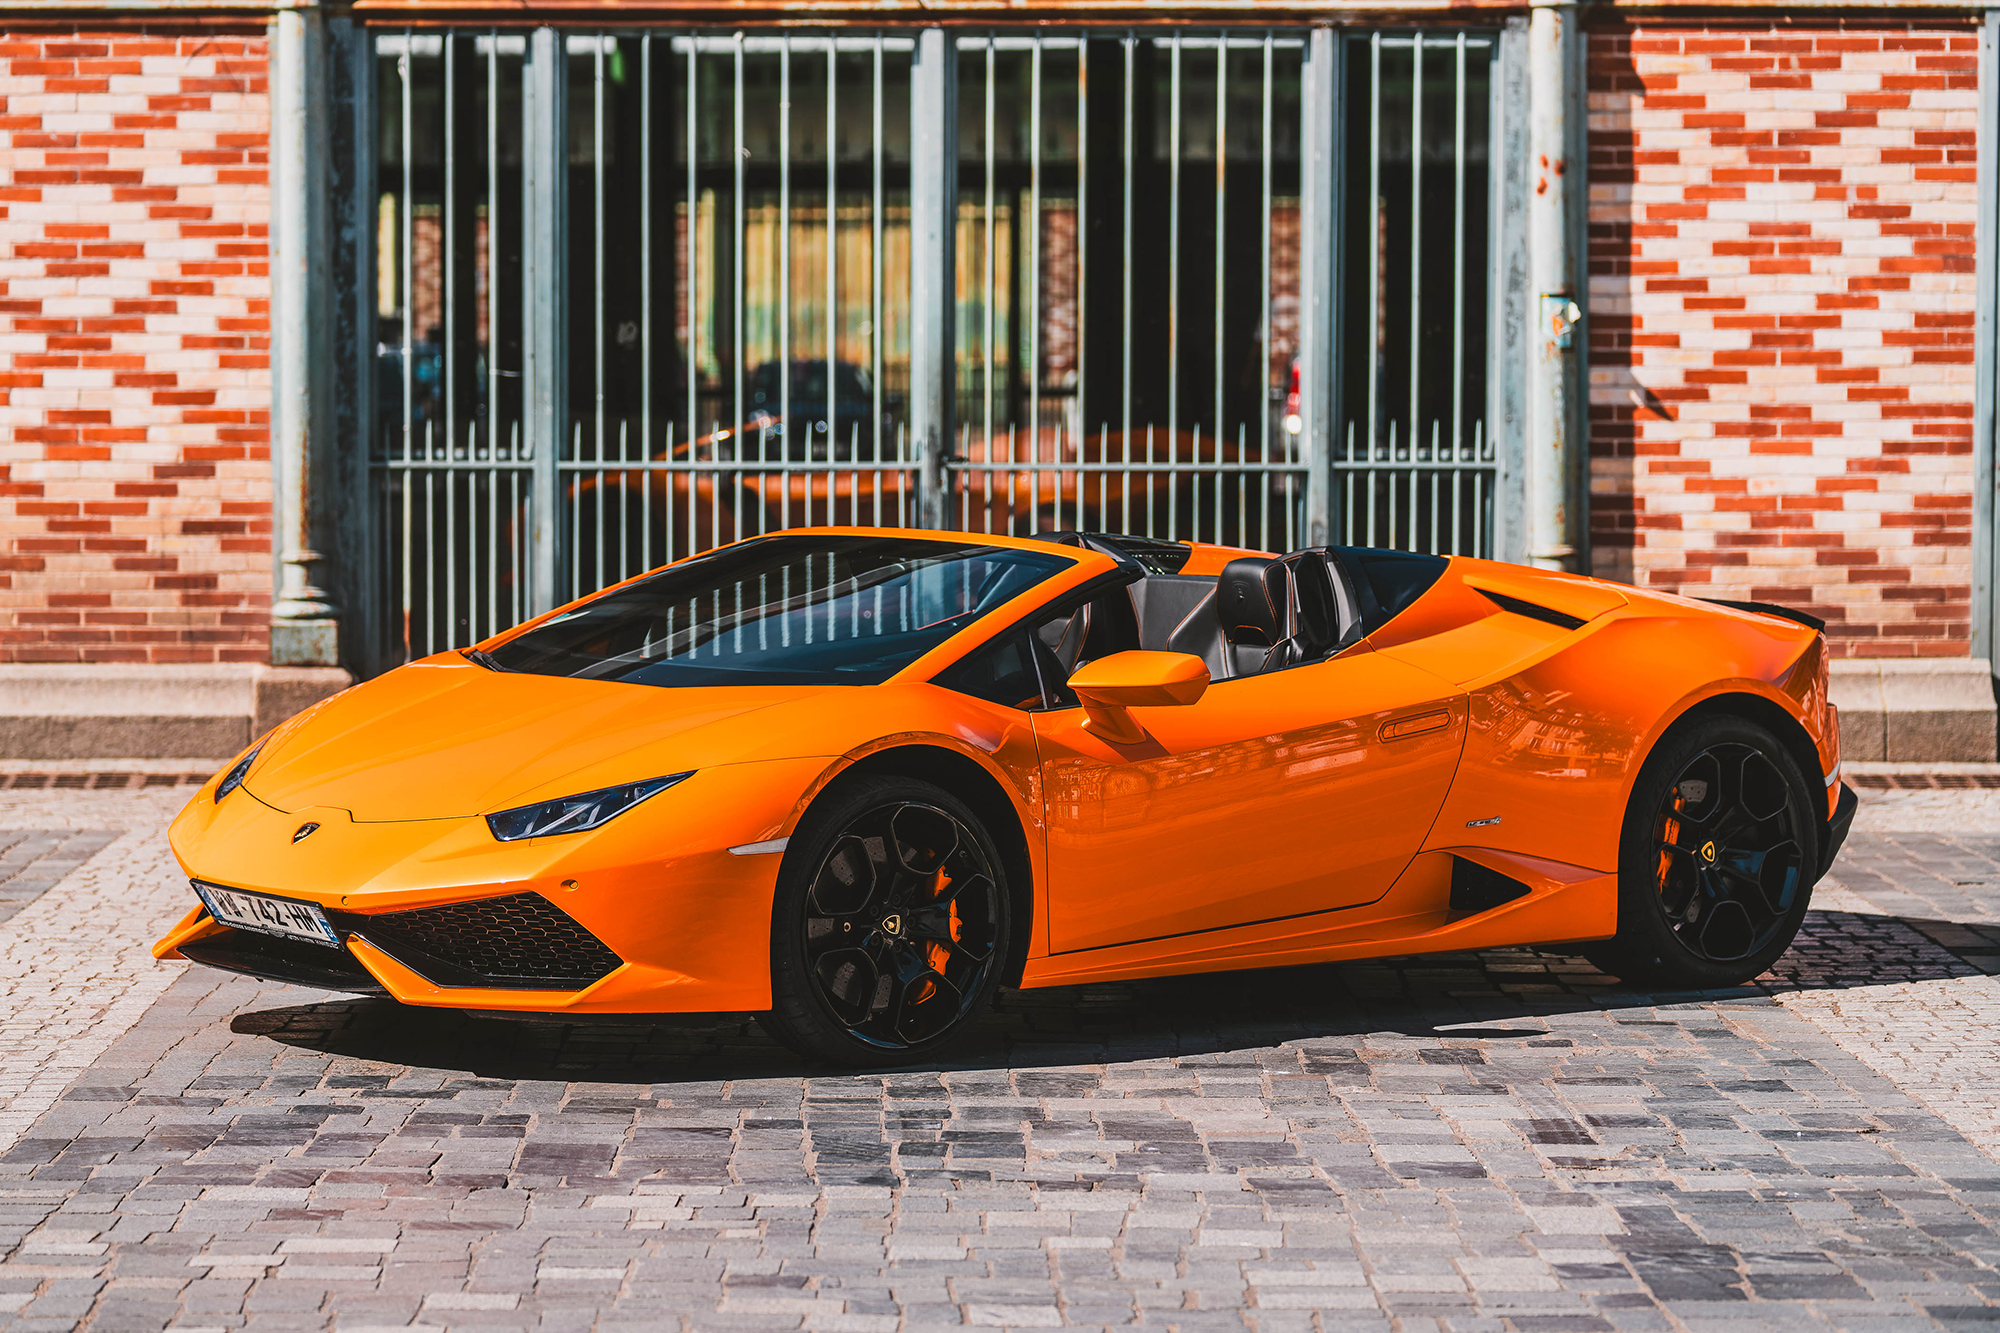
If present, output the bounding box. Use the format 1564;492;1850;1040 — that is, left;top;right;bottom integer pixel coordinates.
0;26;270;664
1587;23;1978;658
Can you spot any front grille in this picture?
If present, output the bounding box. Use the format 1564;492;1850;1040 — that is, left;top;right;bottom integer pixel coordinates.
348;892;623;991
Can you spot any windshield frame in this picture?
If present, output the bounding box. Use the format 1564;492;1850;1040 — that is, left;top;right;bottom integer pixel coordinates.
469;530;1110;690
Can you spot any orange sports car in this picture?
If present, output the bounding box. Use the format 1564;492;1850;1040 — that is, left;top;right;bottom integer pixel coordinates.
155;527;1855;1066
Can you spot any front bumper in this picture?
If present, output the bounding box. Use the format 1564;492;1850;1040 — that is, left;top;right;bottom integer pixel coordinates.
154;757;830;1014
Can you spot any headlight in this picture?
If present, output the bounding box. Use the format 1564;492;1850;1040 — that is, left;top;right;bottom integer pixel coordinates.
213;746;262;803
486;772;693;842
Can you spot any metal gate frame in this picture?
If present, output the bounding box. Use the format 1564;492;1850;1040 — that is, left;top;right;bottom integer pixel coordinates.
329;20;1530;679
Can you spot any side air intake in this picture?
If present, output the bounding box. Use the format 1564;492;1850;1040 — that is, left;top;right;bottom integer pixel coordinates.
1450;858;1533;915
1474;588;1586;632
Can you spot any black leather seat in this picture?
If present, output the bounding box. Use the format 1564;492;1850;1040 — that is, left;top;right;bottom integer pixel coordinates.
1216;557;1301;677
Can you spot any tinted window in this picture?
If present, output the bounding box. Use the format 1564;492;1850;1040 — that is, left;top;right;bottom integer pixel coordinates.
1330;547;1448;635
934;631;1047;711
483;536;1068;688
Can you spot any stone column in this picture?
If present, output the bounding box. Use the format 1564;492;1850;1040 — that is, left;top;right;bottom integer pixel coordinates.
268;4;340;664
909;28;958;530
1527;0;1584;572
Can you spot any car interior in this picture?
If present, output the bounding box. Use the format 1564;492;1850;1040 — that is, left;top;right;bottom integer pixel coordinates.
1028;533;1371;684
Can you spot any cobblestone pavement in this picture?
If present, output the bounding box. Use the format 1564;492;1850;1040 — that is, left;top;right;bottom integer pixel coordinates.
4;788;2000;1330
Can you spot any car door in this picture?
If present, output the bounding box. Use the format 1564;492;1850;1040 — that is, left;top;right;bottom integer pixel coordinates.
1032;645;1469;954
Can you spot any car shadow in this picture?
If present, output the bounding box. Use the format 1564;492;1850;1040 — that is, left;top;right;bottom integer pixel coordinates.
229;906;1997;1085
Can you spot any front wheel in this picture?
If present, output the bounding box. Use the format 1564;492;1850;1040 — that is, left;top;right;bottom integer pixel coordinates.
758;776;1011;1067
1586;714;1820;989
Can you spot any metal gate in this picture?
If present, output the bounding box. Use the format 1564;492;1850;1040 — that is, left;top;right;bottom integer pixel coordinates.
361;25;1500;671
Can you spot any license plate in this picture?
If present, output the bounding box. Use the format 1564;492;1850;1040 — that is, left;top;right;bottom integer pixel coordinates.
193;881;342;949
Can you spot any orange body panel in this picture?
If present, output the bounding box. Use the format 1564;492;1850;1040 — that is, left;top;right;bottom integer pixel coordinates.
157;527;1840;1017
1033;645;1467;951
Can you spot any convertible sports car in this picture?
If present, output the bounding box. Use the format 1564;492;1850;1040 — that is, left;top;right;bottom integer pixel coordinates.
156;527;1856;1066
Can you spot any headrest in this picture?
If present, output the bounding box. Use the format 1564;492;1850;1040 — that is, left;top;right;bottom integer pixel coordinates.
1216;557;1289;647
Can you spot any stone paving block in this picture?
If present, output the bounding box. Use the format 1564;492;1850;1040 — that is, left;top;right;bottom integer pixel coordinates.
9;794;2000;1328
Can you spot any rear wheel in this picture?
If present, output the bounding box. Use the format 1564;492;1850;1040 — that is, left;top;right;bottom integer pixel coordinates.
1586;715;1818;989
759;776;1010;1067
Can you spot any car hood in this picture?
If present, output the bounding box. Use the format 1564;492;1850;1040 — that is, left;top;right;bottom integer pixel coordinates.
244;657;837;820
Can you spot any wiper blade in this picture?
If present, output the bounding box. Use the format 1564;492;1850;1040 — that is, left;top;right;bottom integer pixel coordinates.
463;648;511;672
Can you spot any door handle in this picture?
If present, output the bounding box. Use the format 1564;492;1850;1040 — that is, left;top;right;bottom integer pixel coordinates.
1379;709;1452;742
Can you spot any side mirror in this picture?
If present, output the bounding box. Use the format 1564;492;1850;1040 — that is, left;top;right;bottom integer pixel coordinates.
1067;651;1209;744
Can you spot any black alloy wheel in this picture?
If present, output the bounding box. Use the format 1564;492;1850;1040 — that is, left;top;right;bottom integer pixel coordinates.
761;777;1010;1066
1649;742;1808;963
1587;714;1820;989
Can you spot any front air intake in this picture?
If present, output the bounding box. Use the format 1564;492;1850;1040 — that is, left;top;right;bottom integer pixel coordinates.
347;892;622;991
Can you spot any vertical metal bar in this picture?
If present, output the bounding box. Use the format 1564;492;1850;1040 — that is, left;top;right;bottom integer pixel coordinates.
641;35;653;568
594;37;607;593
1029;40;1042;507
780;37;791;510
444;42;457;640
1213;35;1225;449
1452;457;1463;554
1408;37;1424;462
1451;33;1466;463
827;39;837;499
1260;33;1272;470
983;35;995;459
1474;462;1485;557
424;426;434;653
399;38;413;467
1121;33;1133;477
684;37;695;481
1299;28;1336;546
444;36;456;467
1430;423;1440;552
399;36;415;650
487;35;499;632
1167;33;1181;481
571;419;581;599
485;431;496;638
486;32;499;450
910;27;958;528
872;37;884;489
733;34;745;478
525;27;566;614
1367;33;1381;464
1076;39;1087;454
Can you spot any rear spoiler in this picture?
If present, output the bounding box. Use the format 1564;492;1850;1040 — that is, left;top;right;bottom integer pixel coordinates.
1700;599;1826;634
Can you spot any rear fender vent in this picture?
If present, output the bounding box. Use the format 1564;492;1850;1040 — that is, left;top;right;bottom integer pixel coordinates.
1475;589;1586;632
341;892;623;991
1450;858;1532;915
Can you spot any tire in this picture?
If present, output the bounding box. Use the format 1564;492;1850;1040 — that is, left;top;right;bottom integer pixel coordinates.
1584;714;1819;989
758;776;1012;1067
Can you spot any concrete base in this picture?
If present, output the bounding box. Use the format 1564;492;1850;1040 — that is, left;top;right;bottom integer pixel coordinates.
0;664;354;761
1830;658;1998;763
269;619;340;668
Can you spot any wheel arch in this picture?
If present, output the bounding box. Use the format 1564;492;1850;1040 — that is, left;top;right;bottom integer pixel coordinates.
1652;689;1831;860
816;744;1038;989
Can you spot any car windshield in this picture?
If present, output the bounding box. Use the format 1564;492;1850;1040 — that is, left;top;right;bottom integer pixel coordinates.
481;535;1070;687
